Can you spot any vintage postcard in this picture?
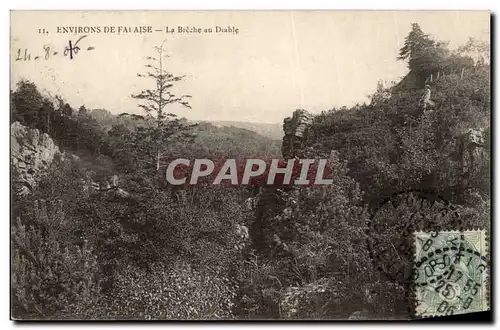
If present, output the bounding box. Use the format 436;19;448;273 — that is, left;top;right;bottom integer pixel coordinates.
10;10;491;320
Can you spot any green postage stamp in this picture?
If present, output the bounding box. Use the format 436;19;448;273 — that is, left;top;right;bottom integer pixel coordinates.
414;230;490;317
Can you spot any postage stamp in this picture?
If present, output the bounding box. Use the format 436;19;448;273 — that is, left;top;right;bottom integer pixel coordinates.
413;230;489;317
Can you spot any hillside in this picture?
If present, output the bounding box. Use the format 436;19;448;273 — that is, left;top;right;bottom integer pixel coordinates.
202;120;283;140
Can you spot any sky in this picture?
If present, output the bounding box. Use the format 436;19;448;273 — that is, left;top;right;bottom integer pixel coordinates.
10;10;490;123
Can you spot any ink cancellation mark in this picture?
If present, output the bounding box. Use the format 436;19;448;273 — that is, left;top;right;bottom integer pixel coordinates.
367;191;457;284
413;230;489;318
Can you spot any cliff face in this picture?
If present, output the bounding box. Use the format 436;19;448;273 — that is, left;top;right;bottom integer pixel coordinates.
251;109;314;254
11;122;64;196
281;109;312;159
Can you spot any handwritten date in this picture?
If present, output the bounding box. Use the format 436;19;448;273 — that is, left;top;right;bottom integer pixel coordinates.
14;35;94;61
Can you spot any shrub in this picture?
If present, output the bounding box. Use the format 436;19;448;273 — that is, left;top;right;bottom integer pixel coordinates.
11;202;101;319
101;262;237;320
235;155;400;319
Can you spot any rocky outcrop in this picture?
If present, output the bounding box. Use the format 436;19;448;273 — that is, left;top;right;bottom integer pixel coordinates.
451;127;488;177
11;122;64;196
80;174;131;198
465;128;485;146
251;109;313;253
281;109;312;159
234;224;250;251
11;122;131;199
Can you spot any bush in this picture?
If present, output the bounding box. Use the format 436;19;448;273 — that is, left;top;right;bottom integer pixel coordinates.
235;155;403;319
11;202;101;319
101;262;237;320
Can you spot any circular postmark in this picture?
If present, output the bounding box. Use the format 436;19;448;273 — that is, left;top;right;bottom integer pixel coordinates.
413;230;489;317
367;191;461;284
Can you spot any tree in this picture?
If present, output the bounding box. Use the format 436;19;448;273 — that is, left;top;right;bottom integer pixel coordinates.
12;80;44;128
40;98;55;134
117;42;196;175
131;42;192;125
369;80;392;106
397;23;435;64
62;103;73;117
11;80;59;134
11;90;19;124
458;37;490;65
78;105;88;116
397;23;449;79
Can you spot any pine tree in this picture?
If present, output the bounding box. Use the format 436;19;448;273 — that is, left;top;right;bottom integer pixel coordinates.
397;23;435;63
397;23;450;82
119;42;196;175
131;43;192;126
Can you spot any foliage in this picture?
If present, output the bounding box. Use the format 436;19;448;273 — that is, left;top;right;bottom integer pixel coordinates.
236;25;490;320
107;119;197;175
308;53;489;205
101;262;237;320
166;122;281;158
398;23;442;77
234;156;409;319
131;44;192;122
108;43;198;176
11;81;44;126
396;23;476;88
11;202;101;319
11;80;108;155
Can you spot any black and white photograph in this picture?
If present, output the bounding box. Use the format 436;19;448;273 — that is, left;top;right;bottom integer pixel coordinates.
9;10;491;321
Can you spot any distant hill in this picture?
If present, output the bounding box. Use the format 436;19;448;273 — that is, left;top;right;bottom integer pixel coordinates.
164;121;282;159
89;110;284;141
201;120;283;140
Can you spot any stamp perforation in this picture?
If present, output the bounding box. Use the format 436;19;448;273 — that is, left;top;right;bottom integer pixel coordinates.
413;229;489;318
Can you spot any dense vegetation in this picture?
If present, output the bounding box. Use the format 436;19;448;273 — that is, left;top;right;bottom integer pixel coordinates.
11;24;490;319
